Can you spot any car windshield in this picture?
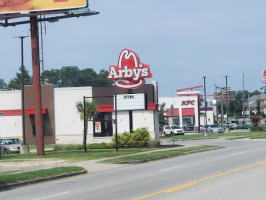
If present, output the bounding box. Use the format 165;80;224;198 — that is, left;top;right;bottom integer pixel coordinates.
210;125;219;128
171;126;180;129
4;139;22;145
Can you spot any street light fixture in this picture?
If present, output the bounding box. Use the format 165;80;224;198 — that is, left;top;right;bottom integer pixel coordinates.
13;36;30;145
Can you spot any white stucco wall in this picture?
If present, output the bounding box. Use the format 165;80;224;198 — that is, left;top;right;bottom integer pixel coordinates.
159;95;199;128
54;87;93;136
0;90;21;137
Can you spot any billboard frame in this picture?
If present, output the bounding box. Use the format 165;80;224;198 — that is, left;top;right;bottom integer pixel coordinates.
0;0;88;17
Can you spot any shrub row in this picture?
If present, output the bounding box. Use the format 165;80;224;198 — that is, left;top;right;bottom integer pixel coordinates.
111;128;151;148
52;128;152;150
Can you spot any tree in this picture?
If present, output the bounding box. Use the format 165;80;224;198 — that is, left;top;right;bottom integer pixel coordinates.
60;66;80;87
76;100;98;151
0;79;7;89
159;103;167;126
7;67;32;90
94;70;113;87
78;68;97;86
42;69;61;87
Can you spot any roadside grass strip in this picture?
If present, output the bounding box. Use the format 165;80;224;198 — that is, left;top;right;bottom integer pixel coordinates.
101;145;214;163
161;131;266;141
0;166;85;186
1;148;157;162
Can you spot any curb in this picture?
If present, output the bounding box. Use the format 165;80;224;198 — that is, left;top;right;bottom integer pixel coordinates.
0;169;87;192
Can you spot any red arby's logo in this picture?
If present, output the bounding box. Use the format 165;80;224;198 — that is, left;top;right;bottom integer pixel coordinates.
107;49;152;89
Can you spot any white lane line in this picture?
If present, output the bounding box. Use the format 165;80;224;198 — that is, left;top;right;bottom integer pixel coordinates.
159;166;182;172
32;191;70;200
231;151;247;156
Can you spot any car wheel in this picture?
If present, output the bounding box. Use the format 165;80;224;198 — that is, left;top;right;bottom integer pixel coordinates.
210;130;213;133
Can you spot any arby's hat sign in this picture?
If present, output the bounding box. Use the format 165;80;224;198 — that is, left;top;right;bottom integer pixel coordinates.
107;49;152;89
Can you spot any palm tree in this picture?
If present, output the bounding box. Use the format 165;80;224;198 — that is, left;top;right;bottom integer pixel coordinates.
76;100;98;151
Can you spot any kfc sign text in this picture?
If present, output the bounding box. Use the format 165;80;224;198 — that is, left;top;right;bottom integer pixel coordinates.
181;100;195;106
107;49;152;89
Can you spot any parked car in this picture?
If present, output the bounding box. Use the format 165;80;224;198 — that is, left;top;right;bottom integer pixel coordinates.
163;125;185;136
184;124;194;131
235;124;249;130
200;124;224;134
0;138;23;154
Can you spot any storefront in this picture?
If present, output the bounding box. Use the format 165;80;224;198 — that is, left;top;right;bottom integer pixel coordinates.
159;91;200;131
0;49;160;144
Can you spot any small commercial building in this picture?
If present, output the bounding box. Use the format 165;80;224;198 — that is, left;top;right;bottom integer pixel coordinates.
159;91;200;131
0;82;159;144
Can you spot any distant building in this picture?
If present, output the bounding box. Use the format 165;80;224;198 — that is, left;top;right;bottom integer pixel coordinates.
213;87;236;104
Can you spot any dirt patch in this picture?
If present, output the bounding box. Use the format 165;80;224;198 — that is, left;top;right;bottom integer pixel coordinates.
0;158;69;173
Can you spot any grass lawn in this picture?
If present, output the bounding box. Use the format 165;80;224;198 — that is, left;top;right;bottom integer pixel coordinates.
0;148;158;162
0;166;84;185
101;145;215;163
161;131;266;141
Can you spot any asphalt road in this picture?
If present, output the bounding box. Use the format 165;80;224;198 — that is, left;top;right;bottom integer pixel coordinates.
1;138;266;200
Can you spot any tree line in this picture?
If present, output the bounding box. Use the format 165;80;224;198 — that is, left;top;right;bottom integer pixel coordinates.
0;66;112;90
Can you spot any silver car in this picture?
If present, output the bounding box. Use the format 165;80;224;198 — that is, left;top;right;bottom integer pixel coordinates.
200;124;224;134
0;138;23;154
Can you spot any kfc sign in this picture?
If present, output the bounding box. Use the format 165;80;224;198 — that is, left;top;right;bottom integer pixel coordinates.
182;100;195;106
107;49;152;89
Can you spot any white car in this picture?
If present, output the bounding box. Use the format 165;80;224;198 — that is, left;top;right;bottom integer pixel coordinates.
163;125;185;136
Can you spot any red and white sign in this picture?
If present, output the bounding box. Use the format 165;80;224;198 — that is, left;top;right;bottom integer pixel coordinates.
262;70;266;83
181;100;195;106
107;49;152;89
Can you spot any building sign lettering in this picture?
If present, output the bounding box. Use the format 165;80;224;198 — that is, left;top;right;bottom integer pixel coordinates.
107;49;152;89
181;100;195;106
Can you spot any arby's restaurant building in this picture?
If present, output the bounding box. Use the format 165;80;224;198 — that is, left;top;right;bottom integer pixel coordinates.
0;49;160;144
0;49;203;144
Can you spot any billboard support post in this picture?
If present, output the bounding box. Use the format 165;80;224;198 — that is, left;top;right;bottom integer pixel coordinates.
30;16;44;156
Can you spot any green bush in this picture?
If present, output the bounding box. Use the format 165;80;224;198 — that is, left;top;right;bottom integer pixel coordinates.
111;128;151;148
250;125;265;132
53;144;83;151
87;142;109;149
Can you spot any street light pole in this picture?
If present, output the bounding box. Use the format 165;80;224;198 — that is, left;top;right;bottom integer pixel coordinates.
224;75;230;132
13;36;30;145
203;76;208;136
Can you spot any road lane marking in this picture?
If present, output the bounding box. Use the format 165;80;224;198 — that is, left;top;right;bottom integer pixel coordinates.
32;191;70;200
231;151;247;156
159;166;182;172
133;160;266;200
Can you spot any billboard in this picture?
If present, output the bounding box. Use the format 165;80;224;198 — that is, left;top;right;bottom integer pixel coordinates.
0;0;87;15
262;70;266;83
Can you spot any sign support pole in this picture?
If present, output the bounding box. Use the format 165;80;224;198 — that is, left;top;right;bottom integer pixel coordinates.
115;94;118;152
30;16;44;156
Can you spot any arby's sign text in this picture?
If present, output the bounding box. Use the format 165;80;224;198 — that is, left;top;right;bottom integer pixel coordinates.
107;49;152;89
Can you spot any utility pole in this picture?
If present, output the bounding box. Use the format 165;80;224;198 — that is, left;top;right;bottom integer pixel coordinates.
224;75;230;132
203;76;208;136
242;73;246;125
13;36;30;145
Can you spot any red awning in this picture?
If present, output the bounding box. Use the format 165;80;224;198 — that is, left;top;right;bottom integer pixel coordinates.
167;108;179;117
26;107;47;115
182;108;194;116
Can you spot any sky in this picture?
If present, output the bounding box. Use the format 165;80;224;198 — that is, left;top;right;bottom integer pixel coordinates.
0;0;266;97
